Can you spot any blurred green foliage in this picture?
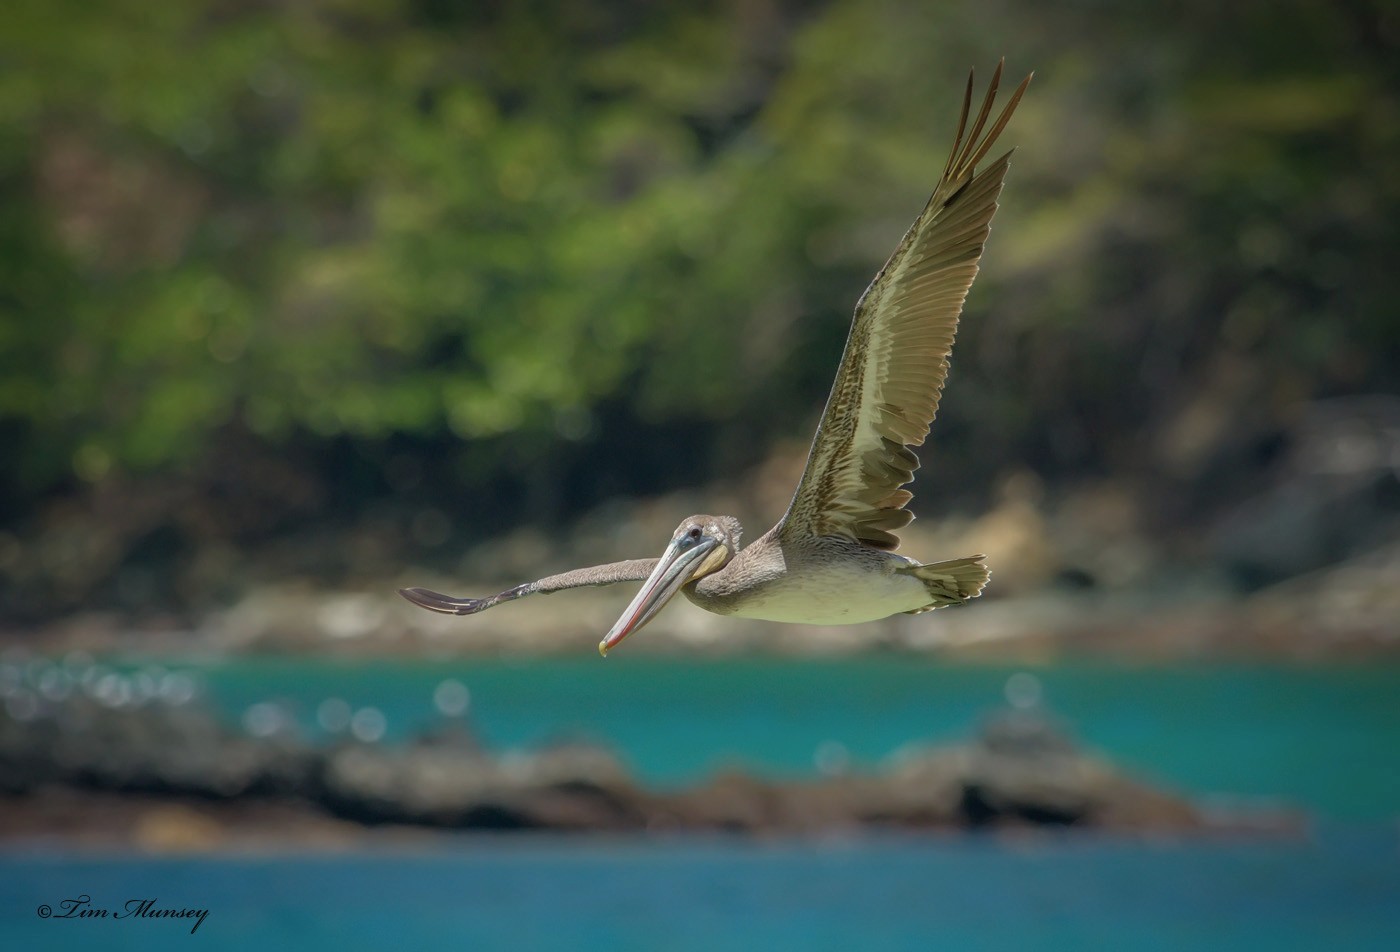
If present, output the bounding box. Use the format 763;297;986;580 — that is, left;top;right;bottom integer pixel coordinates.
0;0;1396;529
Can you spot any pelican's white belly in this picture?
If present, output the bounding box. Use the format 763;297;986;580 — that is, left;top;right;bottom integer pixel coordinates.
717;565;931;625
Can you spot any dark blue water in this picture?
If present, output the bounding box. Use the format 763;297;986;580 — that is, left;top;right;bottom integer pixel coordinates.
3;832;1399;951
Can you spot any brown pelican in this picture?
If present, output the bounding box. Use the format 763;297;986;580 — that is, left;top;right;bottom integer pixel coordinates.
401;62;1031;656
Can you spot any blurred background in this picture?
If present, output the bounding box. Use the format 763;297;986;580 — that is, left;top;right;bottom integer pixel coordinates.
1;0;1398;949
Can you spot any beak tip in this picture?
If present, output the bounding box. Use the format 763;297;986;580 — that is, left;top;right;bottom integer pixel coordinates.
597;639;609;658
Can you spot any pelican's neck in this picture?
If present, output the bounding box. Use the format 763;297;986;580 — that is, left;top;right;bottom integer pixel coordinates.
685;530;787;610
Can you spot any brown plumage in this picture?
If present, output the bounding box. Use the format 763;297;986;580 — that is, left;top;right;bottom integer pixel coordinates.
400;63;1031;655
781;62;1030;551
400;559;660;615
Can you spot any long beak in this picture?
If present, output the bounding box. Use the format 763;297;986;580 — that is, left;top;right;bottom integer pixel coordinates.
599;537;718;656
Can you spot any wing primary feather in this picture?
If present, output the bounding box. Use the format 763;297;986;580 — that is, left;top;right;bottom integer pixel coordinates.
955;59;1004;176
961;79;1031;174
941;68;977;184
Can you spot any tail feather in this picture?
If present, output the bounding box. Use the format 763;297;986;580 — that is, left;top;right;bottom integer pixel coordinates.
899;555;990;613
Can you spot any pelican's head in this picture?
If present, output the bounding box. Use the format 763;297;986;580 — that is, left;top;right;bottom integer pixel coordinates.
599;514;742;656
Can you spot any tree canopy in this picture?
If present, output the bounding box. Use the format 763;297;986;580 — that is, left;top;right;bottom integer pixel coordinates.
1;0;1397;612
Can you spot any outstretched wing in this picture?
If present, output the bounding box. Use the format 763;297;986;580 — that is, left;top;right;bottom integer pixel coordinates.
400;559;660;616
779;61;1030;551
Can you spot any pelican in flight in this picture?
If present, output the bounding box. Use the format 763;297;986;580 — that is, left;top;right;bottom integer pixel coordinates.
401;63;1031;656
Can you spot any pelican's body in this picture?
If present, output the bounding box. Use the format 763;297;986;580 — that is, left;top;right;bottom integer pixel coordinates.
684;530;943;623
400;63;1031;655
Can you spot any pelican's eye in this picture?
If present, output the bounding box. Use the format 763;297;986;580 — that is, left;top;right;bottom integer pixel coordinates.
688;527;703;541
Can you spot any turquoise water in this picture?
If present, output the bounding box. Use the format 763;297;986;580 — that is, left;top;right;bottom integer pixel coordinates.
5;658;1398;949
3;832;1399;951
189;657;1400;819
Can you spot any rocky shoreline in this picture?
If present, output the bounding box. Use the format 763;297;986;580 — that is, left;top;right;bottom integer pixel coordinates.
1;687;1303;850
10;529;1398;665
